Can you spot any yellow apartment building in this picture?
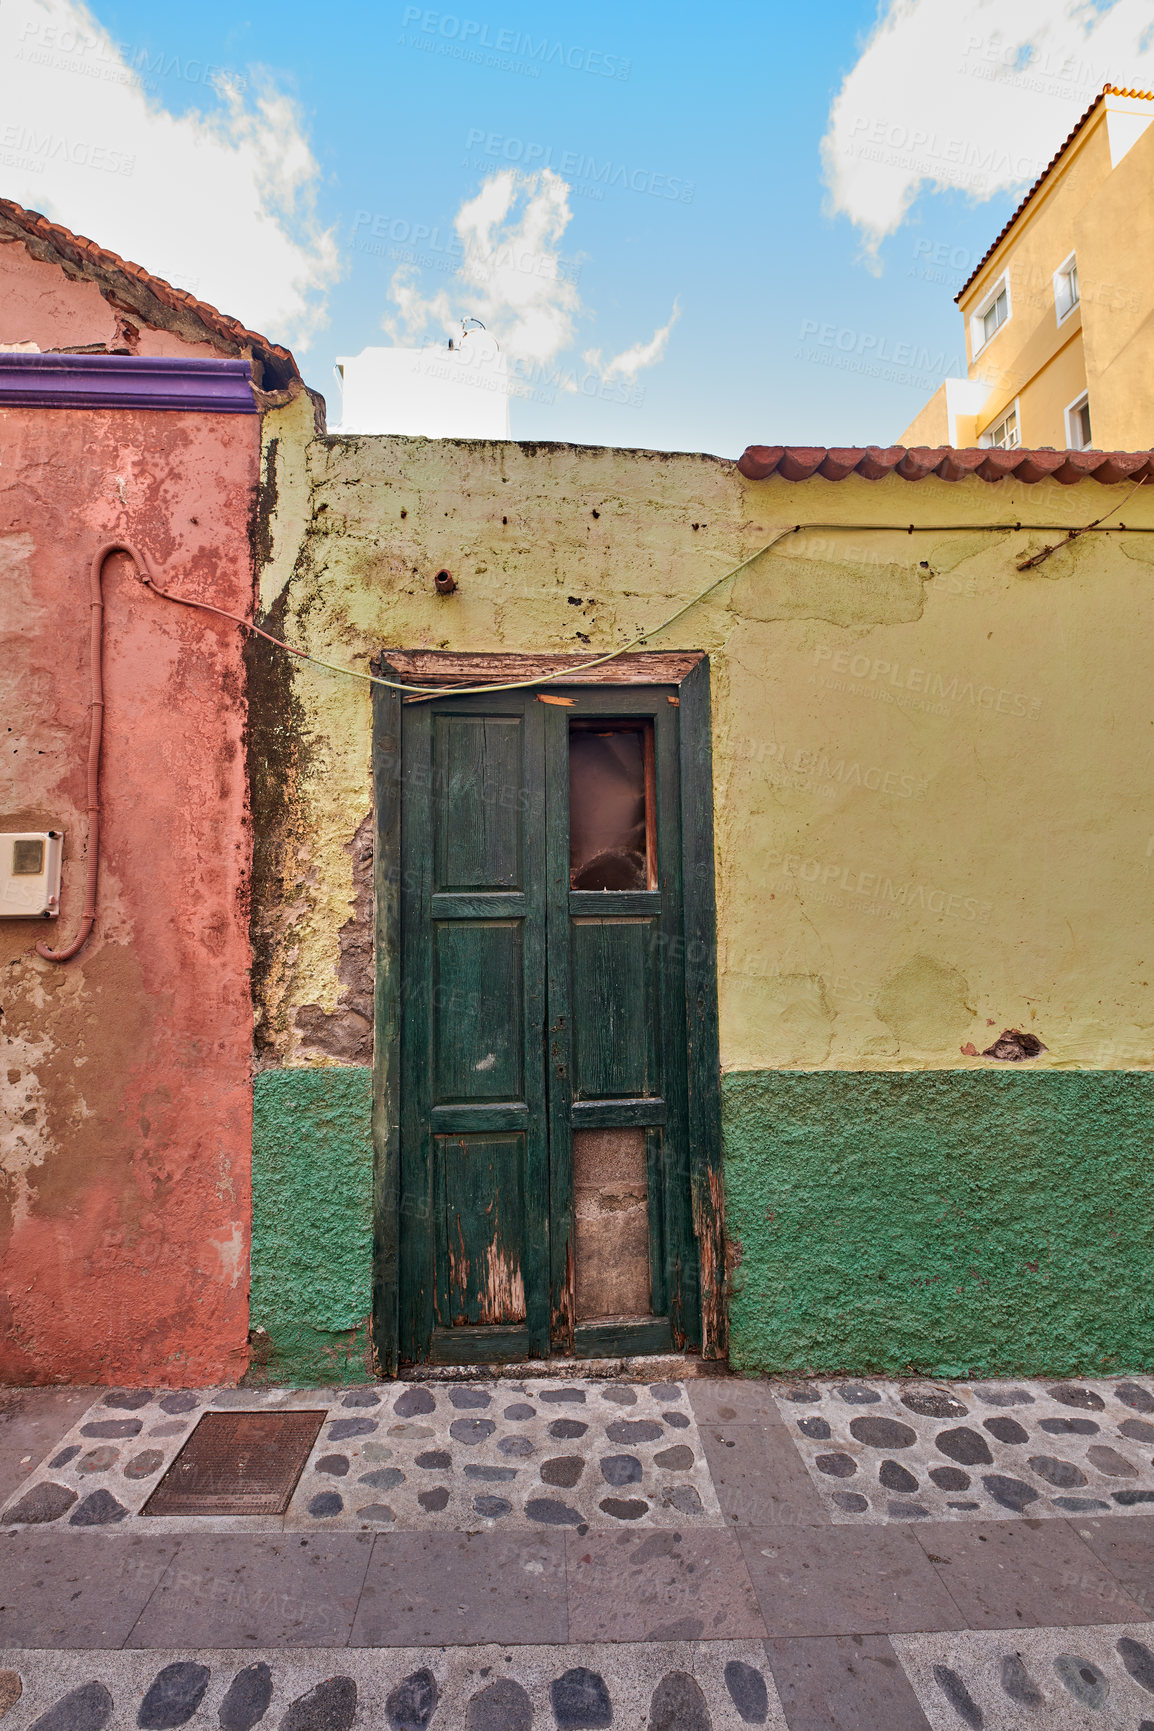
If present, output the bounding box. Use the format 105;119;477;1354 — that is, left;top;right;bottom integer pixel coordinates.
902;84;1154;452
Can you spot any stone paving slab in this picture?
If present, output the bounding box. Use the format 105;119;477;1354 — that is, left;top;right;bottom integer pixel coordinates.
738;1524;965;1639
124;1535;376;1650
908;1519;1147;1630
0;1392;96;1511
1072;1514;1154;1618
349;1531;567;1647
0;1381;721;1537
566;1529;767;1644
765;1634;934;1731
893;1621;1154;1729
0;1642;786;1729
776;1377;1154;1525
696;1422;830;1529
687;1382;784;1427
0;1536;183;1650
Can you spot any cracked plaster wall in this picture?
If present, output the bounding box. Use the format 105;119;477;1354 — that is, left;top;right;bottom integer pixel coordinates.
252;428;1154;1079
1;391;259;1387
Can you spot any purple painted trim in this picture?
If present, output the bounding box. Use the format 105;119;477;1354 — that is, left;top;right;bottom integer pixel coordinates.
0;353;258;413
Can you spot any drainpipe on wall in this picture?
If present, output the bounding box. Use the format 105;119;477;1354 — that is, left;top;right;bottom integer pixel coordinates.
38;540;156;963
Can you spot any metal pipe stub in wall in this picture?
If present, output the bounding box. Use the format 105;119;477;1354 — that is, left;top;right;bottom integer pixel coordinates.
434;569;457;594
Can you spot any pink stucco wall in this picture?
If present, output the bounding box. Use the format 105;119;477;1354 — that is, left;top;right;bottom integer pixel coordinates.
0;234;224;360
0;248;259;1385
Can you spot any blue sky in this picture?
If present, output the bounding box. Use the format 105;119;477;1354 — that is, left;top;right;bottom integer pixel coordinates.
7;0;1144;454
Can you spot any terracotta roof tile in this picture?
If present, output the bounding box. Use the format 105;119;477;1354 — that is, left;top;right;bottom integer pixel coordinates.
737;444;1154;484
955;84;1154;302
0;194;300;391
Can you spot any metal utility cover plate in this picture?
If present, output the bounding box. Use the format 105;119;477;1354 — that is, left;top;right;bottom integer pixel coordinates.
144;1410;326;1516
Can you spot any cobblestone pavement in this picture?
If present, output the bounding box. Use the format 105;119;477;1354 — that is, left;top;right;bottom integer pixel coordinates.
2;1374;1154;1729
775;1375;1154;1524
0;1644;786;1730
0;1381;720;1535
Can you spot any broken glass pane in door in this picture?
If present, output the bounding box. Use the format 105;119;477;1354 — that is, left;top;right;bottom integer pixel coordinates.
568;724;654;890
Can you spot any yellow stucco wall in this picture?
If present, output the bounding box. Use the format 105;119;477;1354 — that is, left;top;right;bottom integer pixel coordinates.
255;421;1154;1075
1016;329;1086;448
897;384;949;447
960;118;1106;447
1077;116;1154;450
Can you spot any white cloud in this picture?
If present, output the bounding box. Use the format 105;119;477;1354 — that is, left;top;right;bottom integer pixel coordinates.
584;300;680;381
386;265;455;348
1;0;339;345
383;167;678;388
822;0;1154;259
384;167;581;364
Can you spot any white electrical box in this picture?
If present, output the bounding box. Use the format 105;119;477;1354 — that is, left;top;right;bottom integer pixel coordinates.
1;831;63;918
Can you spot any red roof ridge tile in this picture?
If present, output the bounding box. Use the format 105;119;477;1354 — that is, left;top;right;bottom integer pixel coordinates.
0;193;300;391
737;444;1154;484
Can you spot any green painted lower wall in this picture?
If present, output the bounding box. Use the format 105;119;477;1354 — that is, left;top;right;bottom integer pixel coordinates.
249;1064;1154;1382
249;1065;374;1384
723;1070;1154;1378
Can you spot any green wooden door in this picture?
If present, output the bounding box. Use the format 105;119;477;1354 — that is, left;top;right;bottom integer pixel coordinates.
389;674;715;1366
397;692;550;1364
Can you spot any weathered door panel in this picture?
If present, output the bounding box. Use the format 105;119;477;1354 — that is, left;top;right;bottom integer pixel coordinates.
433;714;523;890
434;1133;527;1326
432;921;524;1103
545;690;699;1358
570;917;661;1100
398;692;549;1364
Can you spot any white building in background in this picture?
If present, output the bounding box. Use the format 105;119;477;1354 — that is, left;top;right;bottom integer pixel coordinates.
333;322;510;438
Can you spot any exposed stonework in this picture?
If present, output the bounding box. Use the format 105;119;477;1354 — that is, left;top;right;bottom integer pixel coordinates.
295;813;374;1064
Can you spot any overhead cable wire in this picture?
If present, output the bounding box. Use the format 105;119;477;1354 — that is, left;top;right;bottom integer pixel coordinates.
138;491;1152;699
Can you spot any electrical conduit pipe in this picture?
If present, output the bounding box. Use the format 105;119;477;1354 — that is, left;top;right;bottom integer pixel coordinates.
37;541;157;963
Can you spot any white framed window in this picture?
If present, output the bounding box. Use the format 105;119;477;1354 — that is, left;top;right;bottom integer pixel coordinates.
970;271;1011;357
1065;391;1093;450
1054;252;1080;324
980;400;1021;449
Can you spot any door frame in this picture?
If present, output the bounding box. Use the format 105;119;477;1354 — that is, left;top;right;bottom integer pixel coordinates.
370;649;724;1374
